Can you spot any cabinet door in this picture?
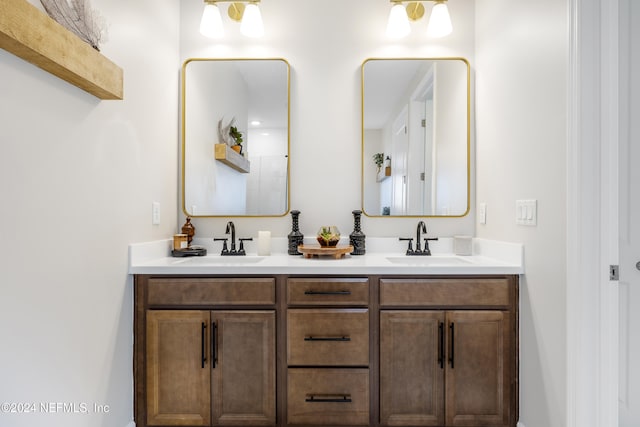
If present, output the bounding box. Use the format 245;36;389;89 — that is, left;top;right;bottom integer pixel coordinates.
212;311;276;426
380;311;445;426
445;311;512;426
146;310;211;426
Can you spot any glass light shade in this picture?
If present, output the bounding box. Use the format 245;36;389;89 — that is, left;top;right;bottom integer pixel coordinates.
200;4;224;38
240;3;264;38
386;4;411;39
426;2;452;38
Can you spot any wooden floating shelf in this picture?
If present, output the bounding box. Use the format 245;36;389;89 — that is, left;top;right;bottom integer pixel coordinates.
0;0;123;100
376;166;391;182
214;144;250;173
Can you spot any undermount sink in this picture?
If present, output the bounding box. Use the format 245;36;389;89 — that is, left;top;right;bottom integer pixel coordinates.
385;256;474;266
173;256;266;265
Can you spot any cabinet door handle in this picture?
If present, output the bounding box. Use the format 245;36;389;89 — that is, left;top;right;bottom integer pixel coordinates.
211;322;218;369
305;394;352;403
438;322;444;369
304;290;351;295
201;322;207;369
449;322;455;369
304;336;351;342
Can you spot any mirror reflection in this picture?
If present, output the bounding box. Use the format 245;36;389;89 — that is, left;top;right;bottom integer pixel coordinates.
182;58;290;217
362;58;470;217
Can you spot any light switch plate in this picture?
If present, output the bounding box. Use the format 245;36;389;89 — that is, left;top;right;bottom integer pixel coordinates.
152;202;161;225
516;199;537;226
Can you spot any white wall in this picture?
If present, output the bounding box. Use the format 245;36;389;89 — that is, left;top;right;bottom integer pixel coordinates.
0;1;179;426
475;0;568;426
179;0;476;240
0;1;571;426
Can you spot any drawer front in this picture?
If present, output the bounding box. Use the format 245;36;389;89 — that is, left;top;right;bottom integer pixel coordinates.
287;368;370;425
287;278;369;306
380;277;513;308
147;277;275;306
287;309;369;366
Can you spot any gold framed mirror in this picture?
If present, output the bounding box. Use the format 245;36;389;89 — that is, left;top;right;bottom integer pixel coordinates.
181;58;290;217
361;57;470;217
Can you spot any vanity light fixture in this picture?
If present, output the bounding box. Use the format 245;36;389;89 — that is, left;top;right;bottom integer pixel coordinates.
200;0;264;39
386;0;452;39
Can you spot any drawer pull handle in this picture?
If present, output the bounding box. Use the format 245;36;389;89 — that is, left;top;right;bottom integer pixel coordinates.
449;322;455;369
304;290;352;295
438;322;444;369
211;322;218;369
304;336;351;342
305;394;352;403
201;322;207;368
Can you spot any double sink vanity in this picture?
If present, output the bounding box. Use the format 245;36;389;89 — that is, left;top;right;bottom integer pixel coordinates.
130;237;523;427
137;52;520;427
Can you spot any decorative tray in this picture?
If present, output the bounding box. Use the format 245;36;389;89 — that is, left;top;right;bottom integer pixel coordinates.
297;245;354;259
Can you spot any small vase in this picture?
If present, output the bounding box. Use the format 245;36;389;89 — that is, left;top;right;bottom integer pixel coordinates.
349;210;366;255
181;217;195;246
288;210;304;255
231;145;242;154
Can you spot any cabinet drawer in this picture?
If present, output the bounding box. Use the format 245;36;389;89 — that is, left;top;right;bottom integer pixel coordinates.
287;368;369;425
380;278;512;308
287;278;369;306
147;277;275;306
287;309;369;366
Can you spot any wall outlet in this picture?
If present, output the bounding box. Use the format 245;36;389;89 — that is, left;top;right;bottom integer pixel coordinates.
152;202;161;225
516;199;537;226
478;202;487;224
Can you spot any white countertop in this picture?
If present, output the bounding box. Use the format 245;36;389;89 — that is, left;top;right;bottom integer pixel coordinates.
128;237;524;276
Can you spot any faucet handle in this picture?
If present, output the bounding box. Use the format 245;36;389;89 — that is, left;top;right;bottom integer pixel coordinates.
214;238;229;255
238;238;253;255
422;237;439;255
399;237;414;255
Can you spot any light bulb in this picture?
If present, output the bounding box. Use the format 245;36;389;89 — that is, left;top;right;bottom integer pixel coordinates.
386;3;411;39
240;3;264;38
200;3;224;38
427;2;452;38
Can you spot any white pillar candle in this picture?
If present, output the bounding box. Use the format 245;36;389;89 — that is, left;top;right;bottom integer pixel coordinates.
258;231;271;256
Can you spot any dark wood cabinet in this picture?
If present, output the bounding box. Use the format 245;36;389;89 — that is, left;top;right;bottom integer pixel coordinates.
444;311;511;426
287;308;369;367
135;277;276;427
146;310;212;426
285;278;371;426
380;311;445;426
211;311;276;426
134;274;518;427
287;368;370;425
379;277;518;427
380;311;512;426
